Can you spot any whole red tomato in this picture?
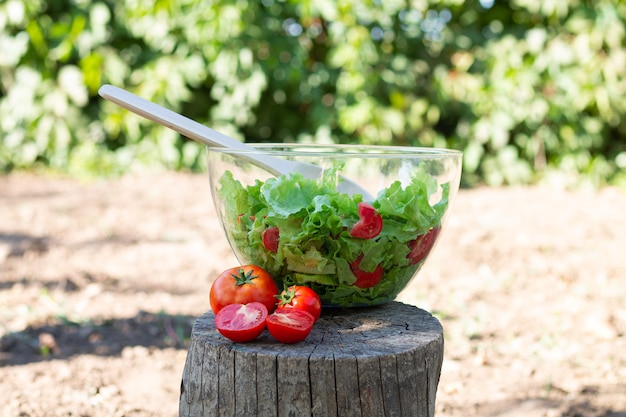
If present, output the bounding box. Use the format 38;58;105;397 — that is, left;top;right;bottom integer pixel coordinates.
210;265;279;314
277;285;322;321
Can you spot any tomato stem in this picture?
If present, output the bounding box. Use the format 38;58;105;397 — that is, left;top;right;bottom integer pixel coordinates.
231;268;258;286
277;286;296;306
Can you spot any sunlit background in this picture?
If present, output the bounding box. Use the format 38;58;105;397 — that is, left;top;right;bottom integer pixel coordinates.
2;0;625;189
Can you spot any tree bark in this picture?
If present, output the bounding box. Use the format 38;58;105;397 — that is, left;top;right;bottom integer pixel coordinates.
180;301;443;417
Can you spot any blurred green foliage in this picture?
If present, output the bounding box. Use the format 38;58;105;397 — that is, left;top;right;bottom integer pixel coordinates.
1;0;626;187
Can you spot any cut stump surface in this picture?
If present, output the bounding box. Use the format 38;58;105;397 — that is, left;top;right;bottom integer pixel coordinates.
180;301;443;417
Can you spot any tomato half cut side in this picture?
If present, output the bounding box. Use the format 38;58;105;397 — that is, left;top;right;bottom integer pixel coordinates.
214;302;268;343
266;308;315;344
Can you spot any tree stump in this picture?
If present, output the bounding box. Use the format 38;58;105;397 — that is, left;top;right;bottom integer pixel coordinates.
179;301;444;417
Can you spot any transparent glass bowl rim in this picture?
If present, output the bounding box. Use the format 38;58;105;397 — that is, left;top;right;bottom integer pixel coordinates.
206;143;462;159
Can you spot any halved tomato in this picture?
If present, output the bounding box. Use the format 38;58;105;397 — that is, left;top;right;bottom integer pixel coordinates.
266;308;315;344
214;302;268;343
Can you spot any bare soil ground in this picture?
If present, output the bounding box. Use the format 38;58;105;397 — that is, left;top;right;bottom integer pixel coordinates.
1;172;625;417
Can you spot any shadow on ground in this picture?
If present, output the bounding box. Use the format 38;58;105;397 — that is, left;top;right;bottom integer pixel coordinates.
0;310;195;366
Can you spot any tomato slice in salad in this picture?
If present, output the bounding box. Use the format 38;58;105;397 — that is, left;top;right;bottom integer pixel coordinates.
266;308;315;344
350;202;383;239
262;226;280;252
214;302;268;343
407;227;441;265
350;254;384;288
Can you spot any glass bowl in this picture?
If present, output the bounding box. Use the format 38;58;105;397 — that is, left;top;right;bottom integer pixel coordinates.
207;144;462;307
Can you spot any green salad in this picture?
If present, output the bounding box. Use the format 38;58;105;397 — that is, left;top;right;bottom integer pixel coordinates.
217;167;450;307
